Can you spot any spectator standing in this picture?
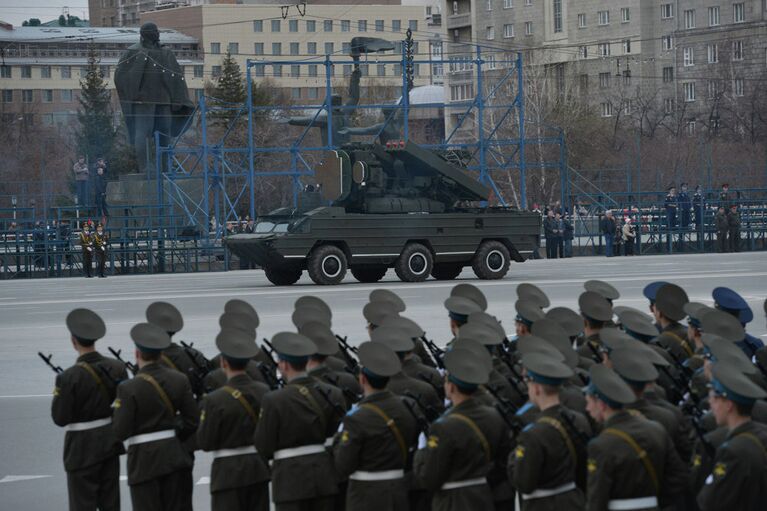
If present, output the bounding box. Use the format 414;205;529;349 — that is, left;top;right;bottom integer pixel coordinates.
692;185;704;230
622;217;636;256
562;213;574;258
719;183;730;207
543;210;557;259
554;212;564;258
678;183;691;229
727;204;740;253
600;210;617;257
94;161;109;220
715;206;729;253
664;186;678;229
72;156;89;207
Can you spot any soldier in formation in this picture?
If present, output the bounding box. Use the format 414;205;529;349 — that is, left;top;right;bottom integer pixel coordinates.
46;281;767;511
79;221;94;278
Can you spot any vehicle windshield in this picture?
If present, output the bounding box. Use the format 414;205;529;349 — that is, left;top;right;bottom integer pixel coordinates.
254;221;290;233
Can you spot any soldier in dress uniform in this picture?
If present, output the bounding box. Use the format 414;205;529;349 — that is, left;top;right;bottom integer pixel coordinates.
51;308;127;511
517;283;551;309
546;306;585;347
576;292;613;365
443;295;482;339
293;299;350;373
413;348;510;511
584;364;688;511
641;281;670;333
380;315;443;398
205;312;270;391
333;341;419;510
697;362;767;509
93;223;108;278
112;323;199;511
254;332;343;511
79;221;94;278
302;320;362;406
712;286;765;357
514;300;545;338
197;328;270;511
508;353;591;510
584;280;620;305
450;282;488;311
653;283;694;360
370;290;434;367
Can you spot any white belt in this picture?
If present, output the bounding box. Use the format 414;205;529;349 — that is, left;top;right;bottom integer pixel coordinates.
64;417;112;432
211;445;257;459
324;436;334;447
441;477;487;490
522;481;576;500
124;429;176;448
607;496;658;510
349;469;405;481
273;443;327;461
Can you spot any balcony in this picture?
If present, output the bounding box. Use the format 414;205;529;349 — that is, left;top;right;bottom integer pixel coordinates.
447;12;472;30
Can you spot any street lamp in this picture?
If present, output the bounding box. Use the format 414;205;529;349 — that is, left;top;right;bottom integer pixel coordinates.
11;196;17;220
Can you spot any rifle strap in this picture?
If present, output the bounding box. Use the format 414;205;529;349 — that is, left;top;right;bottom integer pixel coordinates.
222;385;258;425
294;384;327;432
736;432;767;461
160;354;180;372
137;373;176;417
360;403;408;464
537;416;576;465
77;362;110;401
663;331;694;358
449;413;491;462
603;428;659;495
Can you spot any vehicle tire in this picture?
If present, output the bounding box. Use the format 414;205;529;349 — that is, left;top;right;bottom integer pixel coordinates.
264;265;303;286
472;240;510;280
431;263;463;280
307;244;348;285
395;243;433;282
351;266;388;283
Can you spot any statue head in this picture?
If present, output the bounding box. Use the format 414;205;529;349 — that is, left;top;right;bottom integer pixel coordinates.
140;22;160;46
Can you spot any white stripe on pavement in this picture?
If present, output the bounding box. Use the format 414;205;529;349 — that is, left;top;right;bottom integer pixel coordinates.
0;475;52;483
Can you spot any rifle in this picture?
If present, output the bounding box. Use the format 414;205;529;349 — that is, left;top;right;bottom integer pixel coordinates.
335;335;359;372
260;339;286;387
325;373;361;404
403;396;431;434
494;350;529;403
257;362;282;390
179;341;211;380
404;390;440;422
420;335;445;370
315;384;348;420
38;352;63;374
586;341;604;364
484;384;523;434
108;347;137;375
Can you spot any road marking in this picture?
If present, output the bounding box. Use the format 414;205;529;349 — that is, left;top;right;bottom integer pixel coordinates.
0;475;52;483
0;394;51;399
196;477;210;485
120;476;128;481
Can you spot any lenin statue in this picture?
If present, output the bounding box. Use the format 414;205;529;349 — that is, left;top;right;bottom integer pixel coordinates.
114;22;194;174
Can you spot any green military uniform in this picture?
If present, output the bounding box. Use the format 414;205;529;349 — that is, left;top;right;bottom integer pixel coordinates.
51;309;127;511
697;363;767;510
197;328;271;511
301;321;361;406
380;315;444;398
654;284;694;361
585;365;688;511
254;332;343;511
413;348;509;511
79;225;93;278
517;282;551;309
576;292;613;364
93;225;108;278
112;322;199;511
333;342;419;510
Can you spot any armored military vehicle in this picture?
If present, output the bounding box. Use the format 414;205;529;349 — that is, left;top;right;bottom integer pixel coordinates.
225;141;541;285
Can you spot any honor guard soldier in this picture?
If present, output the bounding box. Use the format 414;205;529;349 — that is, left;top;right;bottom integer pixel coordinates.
514;300;545;340
642;281;670;332
302;320;362;406
333;341;419;510
197;328;271;511
112;323;199;511
205;312;270;391
93;223;108;278
52;309;127;511
584;364;688;511
697;362;767;510
223;299;276;370
450;282;488;311
653;283;694;360
546;306;585;345
254;332;343;511
584;280;620;305
517;282;551;309
508;353;591;510
380;315;444;399
79;221;94;278
293;298;349;373
712;286;765;357
414;348;510;511
369;288;407;313
577;292;613;365
443;295;482;339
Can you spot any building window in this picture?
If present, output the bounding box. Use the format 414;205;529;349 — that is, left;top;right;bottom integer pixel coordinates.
289;20;298;32
598;43;610;57
22;89;33;102
271;20;281;32
620;7;630;23
598;11;609;25
733;41;743;61
733;78;744;96
272;43;282;55
42;89;53;102
342;42;351;55
228;43;238;55
707;44;718;63
291;65;300;77
324;20;333;32
80;66;88;78
307;87;318;100
623;70;631;86
553;0;562;32
306;20;316;32
254;43;264;55
308;64;318;77
60;65;71;79
273;65;282;77
2;90;13;102
579;46;588;59
392;20;401;32
708;6;720;26
100;65;110;78
664;98;674;113
255;64;265;77
487;54;497;70
686;120;696;136
211;66;222;78
707;80;719;99
504;24;514;38
307;42;317;55
210;42;220;55
578;14;586;28
41;66;52;79
525;22;533;35
253;20;263;32
525;0;532;5
343;64;352;77
661;4;674;19
600;102;613;117
290;42;299;56
733;3;745;23
662;35;673;51
623;100;633;115
504;0;513;8
1;66;11;78
358;20;367;32
684;9;695;29
21;66;32;78
409;20;418;31
486;26;495;39
579;74;588;94
291;88;301;99
375;19;384;32
683;82;695;102
194;65;204;78
622;40;631;54
325;42;334;55
377;63;386;76
599;72;610;88
341;20;350;32
61;89;72;102
486;0;493;10
683;47;694;66
662;66;673;83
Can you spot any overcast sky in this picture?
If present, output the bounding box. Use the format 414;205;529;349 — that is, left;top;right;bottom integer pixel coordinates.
1;1;89;27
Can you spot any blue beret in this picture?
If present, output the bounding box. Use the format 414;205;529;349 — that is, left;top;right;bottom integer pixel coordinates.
642;281;669;302
712;287;753;324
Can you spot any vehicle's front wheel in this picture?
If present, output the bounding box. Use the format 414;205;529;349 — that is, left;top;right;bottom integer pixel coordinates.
395;243;433;282
431;263;463;280
351;266;388;283
472;240;510;280
264;265;303;286
307;245;348;285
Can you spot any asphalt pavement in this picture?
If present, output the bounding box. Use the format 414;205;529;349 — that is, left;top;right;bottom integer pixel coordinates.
1;252;766;510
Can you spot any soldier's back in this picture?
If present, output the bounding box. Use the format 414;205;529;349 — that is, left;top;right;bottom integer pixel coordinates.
387;372;443;420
